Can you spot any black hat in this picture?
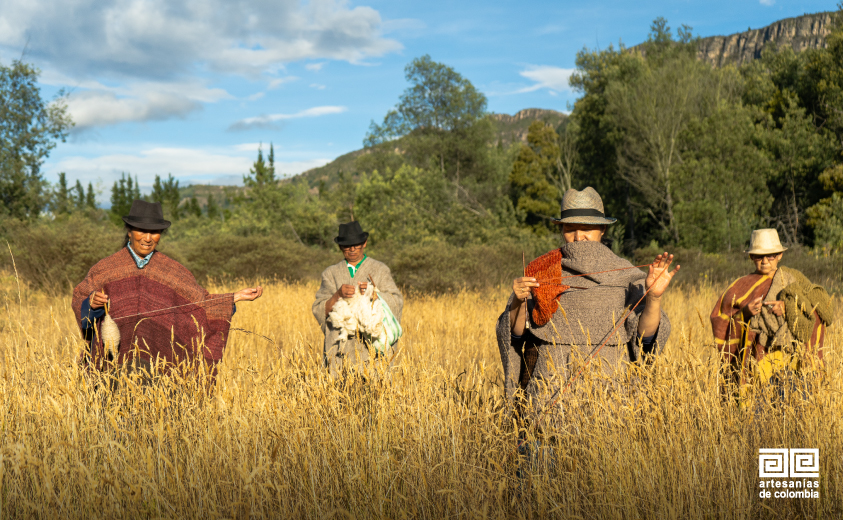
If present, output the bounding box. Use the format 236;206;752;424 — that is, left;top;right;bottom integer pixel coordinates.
334;221;369;246
122;200;171;231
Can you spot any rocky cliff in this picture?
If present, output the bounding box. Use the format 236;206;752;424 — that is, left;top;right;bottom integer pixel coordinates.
491;108;567;145
697;11;835;67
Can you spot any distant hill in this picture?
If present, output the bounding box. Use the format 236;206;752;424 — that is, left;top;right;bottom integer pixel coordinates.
296;108;567;188
178;184;245;207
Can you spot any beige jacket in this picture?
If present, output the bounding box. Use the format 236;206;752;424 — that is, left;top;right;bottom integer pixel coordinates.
312;257;403;378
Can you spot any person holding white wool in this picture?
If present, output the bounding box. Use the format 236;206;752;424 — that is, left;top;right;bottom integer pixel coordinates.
312;221;404;379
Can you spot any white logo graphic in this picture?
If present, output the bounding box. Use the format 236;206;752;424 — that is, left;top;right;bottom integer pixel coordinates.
759;449;819;478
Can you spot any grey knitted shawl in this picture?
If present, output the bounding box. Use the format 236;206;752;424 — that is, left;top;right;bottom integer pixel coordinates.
495;241;671;404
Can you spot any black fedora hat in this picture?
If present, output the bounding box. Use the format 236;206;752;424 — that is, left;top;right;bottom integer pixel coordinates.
334;221;369;246
122;200;171;231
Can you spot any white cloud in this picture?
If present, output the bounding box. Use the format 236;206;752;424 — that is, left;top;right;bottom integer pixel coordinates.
759;0;775;5
233;143;264;152
517;65;576;94
228;105;347;131
0;0;402;81
306;62;325;71
41;72;233;129
310;83;327;90
248;92;266;101
66;91;200;129
48;146;333;191
268;76;299;89
51;148;253;189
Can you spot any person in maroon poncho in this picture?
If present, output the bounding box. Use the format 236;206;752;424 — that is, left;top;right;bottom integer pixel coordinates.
72;200;263;377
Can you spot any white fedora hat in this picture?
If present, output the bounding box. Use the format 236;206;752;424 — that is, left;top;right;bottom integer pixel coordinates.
552;186;617;225
745;228;787;255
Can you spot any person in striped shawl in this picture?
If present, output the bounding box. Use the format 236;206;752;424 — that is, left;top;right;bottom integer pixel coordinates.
710;229;832;400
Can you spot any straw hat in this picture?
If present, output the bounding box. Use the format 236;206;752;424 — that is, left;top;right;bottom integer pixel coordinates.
745;228;787;255
552;187;617;225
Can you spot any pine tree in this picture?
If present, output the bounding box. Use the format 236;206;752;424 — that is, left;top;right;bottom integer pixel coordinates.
206;192;220;220
187;196;202;217
244;144;277;188
164;175;181;220
149;174;181;219
268;143;276;179
52;172;71;214
85;182;96;209
110;173;136;224
74;180;85;210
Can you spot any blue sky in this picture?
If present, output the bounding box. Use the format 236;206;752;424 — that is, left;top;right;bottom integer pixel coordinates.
0;0;835;198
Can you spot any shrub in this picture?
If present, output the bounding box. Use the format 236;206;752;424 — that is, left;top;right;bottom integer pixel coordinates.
0;215;116;294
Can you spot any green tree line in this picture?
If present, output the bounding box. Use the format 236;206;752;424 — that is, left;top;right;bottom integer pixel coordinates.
3;10;843;294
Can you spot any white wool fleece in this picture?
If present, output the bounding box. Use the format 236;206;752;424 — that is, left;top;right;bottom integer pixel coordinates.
327;283;387;347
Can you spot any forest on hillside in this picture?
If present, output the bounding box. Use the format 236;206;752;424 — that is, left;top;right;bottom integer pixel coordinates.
2;12;843;293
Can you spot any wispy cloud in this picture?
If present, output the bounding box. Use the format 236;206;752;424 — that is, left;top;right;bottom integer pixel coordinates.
310;83;327;90
306;62;325;71
759;0;775;5
228;105;347;131
536;24;566;35
517;65;576;93
47;145;333;192
58;79;232;130
268;76;299;89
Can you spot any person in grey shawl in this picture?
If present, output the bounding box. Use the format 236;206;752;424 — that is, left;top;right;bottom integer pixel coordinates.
496;187;679;425
312;221;404;378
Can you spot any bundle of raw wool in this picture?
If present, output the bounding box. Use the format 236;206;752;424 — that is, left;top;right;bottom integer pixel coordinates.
328;283;386;346
101;312;121;360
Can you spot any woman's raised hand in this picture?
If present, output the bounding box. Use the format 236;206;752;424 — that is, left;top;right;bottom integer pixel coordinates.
234;286;263;303
645;252;680;299
512;277;539;303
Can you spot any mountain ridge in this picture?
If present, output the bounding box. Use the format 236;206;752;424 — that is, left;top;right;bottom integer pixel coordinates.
295;108;568;188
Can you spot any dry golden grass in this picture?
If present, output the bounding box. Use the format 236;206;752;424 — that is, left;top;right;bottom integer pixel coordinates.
0;274;841;519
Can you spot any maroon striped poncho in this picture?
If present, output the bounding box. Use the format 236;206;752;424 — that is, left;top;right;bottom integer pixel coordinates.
72;248;234;372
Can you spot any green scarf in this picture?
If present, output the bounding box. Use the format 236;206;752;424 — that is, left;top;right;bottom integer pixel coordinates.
347;255;367;278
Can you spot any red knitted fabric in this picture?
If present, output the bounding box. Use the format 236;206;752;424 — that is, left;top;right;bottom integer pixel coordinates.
525;249;568;326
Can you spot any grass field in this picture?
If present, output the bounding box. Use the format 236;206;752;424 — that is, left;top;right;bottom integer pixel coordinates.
0;275;841;519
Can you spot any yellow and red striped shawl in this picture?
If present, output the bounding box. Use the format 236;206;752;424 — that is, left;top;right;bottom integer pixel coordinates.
710;267;825;384
72;248;234;372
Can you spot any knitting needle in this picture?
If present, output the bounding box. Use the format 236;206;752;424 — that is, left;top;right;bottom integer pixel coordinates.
523;252;531;329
